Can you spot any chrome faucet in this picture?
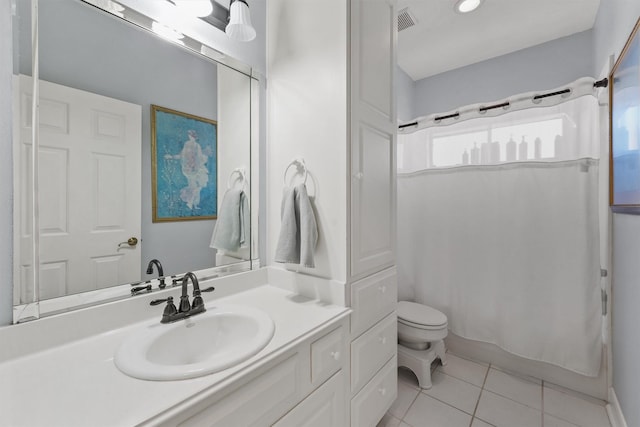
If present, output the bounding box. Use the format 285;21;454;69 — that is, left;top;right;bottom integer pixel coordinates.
146;259;166;289
150;272;215;323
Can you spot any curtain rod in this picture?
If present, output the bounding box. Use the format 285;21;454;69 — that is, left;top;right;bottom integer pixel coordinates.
398;77;609;131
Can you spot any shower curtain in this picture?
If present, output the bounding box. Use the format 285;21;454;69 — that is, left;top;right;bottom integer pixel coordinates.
397;93;603;376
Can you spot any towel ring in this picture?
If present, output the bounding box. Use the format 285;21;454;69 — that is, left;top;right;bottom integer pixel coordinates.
283;158;308;186
227;168;247;191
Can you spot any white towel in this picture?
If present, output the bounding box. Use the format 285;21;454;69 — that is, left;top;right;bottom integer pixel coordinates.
210;189;249;252
275;184;318;267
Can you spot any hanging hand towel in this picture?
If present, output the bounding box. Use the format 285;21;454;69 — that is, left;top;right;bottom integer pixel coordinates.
296;184;318;267
275;184;318;267
210;189;249;252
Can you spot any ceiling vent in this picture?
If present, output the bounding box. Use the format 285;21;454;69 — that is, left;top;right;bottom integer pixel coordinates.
398;8;417;32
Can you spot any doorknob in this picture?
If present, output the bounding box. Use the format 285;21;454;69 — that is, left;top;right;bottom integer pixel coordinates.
118;237;138;248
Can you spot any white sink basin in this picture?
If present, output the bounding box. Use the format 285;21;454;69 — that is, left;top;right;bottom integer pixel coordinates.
114;304;275;381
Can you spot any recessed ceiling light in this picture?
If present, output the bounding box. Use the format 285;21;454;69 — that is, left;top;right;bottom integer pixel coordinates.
455;0;483;14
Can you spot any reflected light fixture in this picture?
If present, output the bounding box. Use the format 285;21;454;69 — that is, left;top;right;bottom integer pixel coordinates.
152;21;185;45
174;0;214;18
454;0;483;13
225;0;256;42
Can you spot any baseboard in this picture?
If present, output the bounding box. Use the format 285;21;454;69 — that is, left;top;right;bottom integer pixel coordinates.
606;387;628;427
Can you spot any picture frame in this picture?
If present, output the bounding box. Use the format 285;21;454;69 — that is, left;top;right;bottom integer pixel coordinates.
151;105;218;222
610;17;640;213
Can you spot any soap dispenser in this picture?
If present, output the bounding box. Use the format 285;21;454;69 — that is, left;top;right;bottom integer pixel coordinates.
534;137;542;159
519;136;528;161
506;135;517;162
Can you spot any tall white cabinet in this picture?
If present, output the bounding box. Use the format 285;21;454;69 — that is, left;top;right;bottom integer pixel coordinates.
267;0;397;425
350;0;397;281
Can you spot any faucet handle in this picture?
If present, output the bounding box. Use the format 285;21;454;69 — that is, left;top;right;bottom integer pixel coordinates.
131;284;152;295
192;294;204;311
162;296;178;317
178;295;191;313
191;286;213;312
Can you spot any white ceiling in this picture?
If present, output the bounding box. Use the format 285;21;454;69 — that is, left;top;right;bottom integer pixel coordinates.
398;0;601;81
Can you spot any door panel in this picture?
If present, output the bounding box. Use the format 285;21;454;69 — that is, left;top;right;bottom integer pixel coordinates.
16;76;141;301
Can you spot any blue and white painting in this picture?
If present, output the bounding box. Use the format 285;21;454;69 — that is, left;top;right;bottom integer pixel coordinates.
152;105;217;221
611;21;640;210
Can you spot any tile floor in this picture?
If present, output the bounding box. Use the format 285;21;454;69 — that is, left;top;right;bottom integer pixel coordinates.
378;353;611;427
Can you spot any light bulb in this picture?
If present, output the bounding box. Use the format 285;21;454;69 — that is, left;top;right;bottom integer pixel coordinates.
225;0;256;42
455;0;483;13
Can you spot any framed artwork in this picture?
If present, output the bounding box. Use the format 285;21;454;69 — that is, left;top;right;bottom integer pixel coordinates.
151;105;218;222
610;17;640;213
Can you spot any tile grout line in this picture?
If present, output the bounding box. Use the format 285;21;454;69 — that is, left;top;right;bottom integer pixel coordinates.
419;388;479;418
469;363;492;427
399;387;422;424
477;372;546;413
541;379;545;427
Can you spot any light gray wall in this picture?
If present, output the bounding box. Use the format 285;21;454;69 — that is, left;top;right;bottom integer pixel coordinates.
593;1;640;426
0;0;14;325
396;66;414;122
410;30;594;118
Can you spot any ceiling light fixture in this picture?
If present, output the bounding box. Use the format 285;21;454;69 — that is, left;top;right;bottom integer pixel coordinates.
454;0;483;14
174;0;213;18
225;0;256;42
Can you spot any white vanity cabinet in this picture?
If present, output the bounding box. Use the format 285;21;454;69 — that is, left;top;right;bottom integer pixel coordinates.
348;268;398;424
267;0;397;425
150;320;349;427
348;0;398;424
273;371;346;427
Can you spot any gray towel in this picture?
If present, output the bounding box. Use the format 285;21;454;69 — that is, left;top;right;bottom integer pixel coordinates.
275;184;318;267
210;189;249;252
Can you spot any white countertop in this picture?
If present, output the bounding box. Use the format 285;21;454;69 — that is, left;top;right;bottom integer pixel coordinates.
0;283;349;427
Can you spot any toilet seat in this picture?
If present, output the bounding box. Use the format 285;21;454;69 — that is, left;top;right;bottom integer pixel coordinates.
397;301;447;328
398;318;447;331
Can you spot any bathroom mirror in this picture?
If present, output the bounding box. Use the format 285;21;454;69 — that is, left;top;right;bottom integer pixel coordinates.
12;0;259;321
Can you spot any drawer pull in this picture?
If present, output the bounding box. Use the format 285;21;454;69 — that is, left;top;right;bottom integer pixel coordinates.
378;336;388;345
378;387;387;396
378;285;387;293
330;351;340;361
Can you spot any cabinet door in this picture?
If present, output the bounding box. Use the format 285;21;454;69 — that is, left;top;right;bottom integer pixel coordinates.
273;371;346;427
350;0;397;280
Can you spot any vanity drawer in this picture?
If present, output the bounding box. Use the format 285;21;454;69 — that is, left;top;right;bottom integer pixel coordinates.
351;355;398;427
273;371;346;427
310;326;345;386
350;268;397;338
350;312;397;395
178;354;301;427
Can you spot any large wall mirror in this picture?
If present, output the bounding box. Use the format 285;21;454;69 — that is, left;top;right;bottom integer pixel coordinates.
12;0;259;322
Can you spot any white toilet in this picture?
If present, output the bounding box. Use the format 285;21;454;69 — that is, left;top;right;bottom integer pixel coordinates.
397;301;448;389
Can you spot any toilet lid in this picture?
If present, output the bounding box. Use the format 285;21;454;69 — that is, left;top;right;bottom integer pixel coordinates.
397;301;447;327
